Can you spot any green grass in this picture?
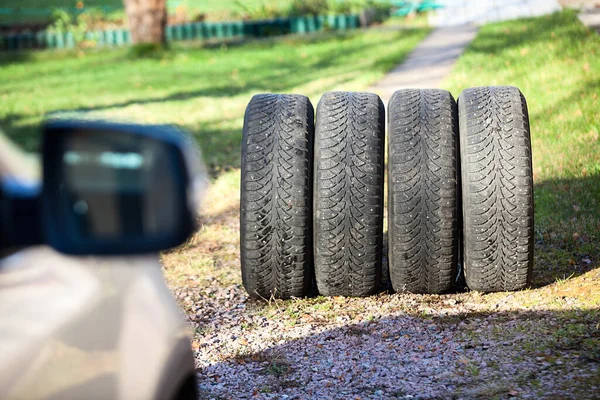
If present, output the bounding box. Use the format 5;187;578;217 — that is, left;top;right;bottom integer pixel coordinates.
3;0;123;7
0;0;293;25
0;28;428;171
444;10;600;289
1;0;289;12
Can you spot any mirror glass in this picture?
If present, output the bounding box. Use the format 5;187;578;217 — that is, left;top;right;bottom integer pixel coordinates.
58;129;181;242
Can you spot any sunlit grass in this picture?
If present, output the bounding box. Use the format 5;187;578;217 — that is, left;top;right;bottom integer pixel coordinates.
0;0;293;24
1;28;428;166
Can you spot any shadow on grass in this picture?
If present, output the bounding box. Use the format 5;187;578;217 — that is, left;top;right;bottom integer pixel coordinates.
194;29;366;52
46;35;396;113
533;174;600;288
0;50;34;67
188;124;242;175
196;307;600;398
0;113;41;152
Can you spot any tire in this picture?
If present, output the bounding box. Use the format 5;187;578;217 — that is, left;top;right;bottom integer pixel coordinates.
387;89;459;294
314;91;385;297
240;94;314;299
458;86;534;292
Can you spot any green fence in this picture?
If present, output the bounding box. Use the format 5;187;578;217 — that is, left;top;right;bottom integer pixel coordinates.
0;14;361;51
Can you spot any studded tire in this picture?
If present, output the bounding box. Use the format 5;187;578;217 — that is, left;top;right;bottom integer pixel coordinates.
313;91;385;297
240;94;314;299
458;86;534;292
387;89;459;294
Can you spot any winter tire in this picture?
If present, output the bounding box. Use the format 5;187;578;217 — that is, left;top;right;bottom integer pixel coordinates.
458;86;534;292
240;94;314;299
314;91;385;297
387;89;459;294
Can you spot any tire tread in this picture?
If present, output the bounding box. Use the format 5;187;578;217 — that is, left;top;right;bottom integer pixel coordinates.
314;91;384;297
459;86;534;292
388;89;459;294
240;94;314;299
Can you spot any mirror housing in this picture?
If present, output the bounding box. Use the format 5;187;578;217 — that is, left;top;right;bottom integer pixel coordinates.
41;120;206;255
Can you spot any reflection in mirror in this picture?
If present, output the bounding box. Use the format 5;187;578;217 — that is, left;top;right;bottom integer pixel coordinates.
59;130;180;242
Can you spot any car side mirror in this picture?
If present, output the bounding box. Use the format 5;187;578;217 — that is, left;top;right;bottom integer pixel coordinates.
41;120;206;255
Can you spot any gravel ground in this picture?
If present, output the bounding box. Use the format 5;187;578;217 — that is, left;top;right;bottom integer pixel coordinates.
169;278;599;399
164;171;599;399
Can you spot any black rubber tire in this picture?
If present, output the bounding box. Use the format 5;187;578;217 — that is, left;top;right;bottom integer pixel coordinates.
458;86;534;292
313;91;385;297
387;89;459;294
240;94;314;299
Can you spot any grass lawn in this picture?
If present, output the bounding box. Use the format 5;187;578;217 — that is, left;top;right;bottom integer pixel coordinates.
1;0;289;11
0;0;294;25
1;0;124;8
0;27;429;165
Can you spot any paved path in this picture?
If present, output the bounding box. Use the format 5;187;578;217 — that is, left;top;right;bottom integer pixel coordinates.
369;25;478;102
369;0;562;103
429;0;562;26
579;9;600;33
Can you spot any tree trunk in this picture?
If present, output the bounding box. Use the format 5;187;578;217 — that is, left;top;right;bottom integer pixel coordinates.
123;0;167;45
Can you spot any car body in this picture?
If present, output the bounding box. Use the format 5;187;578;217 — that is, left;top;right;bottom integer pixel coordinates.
0;125;201;400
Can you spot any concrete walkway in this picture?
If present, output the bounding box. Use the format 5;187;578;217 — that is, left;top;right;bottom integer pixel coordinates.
369;0;563;103
579;9;600;33
369;25;478;103
429;0;562;26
